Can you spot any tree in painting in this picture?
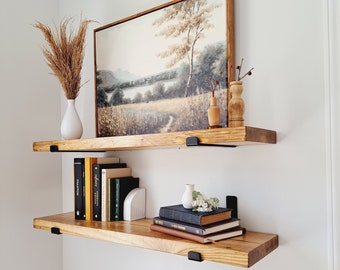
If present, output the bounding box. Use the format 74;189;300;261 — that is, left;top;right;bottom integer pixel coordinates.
153;0;221;97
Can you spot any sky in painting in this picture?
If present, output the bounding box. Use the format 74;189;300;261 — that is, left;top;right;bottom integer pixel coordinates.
95;0;226;78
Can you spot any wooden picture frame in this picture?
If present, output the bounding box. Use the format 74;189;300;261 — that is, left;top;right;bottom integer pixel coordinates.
94;0;235;137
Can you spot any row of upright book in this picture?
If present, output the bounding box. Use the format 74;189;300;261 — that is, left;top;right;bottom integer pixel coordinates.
74;156;140;221
151;204;246;244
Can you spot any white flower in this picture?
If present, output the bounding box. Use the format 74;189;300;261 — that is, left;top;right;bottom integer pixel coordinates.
191;191;219;212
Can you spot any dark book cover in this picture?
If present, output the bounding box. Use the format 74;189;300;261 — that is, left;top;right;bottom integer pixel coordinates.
153;216;240;236
74;158;85;220
150;224;246;244
92;163;127;221
108;177;139;221
159;204;232;226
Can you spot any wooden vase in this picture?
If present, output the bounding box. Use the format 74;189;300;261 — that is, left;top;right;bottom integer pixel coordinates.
228;81;245;127
207;96;221;128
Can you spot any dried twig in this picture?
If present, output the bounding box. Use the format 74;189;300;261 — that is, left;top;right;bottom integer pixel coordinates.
209;78;221;97
236;58;254;81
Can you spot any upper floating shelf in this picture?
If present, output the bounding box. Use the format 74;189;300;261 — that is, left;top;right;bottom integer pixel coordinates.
33;126;276;152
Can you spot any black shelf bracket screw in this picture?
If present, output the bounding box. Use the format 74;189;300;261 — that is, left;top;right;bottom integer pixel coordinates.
185;137;237;148
51;227;62;235
188;251;203;262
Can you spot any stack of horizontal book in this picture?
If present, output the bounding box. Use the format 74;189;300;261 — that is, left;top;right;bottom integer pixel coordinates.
151;204;245;244
74;156;140;221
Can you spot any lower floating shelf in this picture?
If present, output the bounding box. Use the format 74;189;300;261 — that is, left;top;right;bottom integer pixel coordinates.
33;212;278;268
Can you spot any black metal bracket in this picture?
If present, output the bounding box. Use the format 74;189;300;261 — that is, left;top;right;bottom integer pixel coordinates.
50;145;105;153
51;227;62;235
226;195;238;219
185;137;236;148
188;251;203;262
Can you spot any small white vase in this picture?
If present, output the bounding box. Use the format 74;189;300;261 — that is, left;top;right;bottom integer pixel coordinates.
181;184;195;209
61;99;83;140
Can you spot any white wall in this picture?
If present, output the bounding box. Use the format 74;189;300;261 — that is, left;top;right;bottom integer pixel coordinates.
2;0;338;270
327;0;340;268
0;0;62;270
54;0;337;270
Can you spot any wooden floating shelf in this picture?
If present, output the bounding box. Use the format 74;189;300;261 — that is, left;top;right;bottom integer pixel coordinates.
33;126;276;152
33;212;278;268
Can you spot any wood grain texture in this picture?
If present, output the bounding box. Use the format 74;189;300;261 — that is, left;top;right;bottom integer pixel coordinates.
33;126;276;152
227;0;235;111
33;212;278;268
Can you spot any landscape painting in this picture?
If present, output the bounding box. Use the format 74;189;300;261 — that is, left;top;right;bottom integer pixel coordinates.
94;0;231;137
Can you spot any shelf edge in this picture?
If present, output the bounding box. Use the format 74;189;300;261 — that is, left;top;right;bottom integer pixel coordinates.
33;126;277;152
33;212;278;268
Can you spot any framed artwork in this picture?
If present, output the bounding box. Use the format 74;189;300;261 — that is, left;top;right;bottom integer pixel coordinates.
94;0;235;137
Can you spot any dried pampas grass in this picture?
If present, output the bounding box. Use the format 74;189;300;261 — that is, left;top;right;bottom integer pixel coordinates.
34;17;94;99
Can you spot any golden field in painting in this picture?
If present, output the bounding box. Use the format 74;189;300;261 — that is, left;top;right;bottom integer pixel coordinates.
97;89;227;137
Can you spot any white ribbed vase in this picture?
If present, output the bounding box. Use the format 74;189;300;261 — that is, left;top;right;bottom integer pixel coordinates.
60;99;83;140
181;184;195;209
